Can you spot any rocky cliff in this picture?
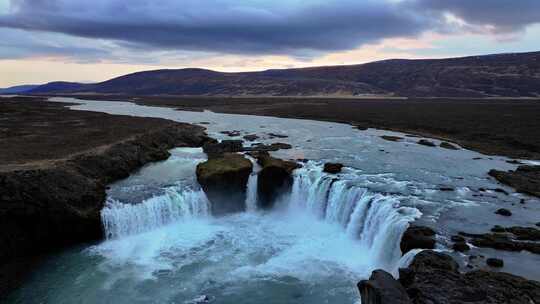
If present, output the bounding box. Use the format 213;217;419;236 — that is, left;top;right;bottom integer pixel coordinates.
0;124;210;264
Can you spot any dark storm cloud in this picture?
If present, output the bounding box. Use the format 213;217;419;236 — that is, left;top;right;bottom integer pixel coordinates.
0;0;539;60
0;0;431;56
0;28;111;61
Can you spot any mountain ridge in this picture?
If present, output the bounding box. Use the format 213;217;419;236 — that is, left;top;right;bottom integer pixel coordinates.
26;51;540;97
0;85;40;94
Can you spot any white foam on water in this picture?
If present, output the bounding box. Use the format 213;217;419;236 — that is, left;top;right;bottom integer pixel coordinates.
91;217;222;283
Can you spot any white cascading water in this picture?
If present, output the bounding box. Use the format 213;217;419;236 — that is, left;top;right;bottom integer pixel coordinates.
100;160;419;270
101;186;210;239
244;155;262;212
245;173;259;212
286;163;421;269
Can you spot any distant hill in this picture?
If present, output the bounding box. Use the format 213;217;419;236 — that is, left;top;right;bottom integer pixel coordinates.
29;51;540;97
0;85;40;94
28;82;87;93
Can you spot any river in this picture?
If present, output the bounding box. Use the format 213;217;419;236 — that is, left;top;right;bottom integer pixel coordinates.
6;97;540;304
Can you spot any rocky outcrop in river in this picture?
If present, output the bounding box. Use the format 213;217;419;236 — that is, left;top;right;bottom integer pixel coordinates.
250;152;300;209
458;225;540;254
489;165;540;197
196;153;253;215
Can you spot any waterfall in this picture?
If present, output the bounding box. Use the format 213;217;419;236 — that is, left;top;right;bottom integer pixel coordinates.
101;157;420;271
101;186;210;239
287;163;421;269
244;155;262;212
245;173;259;212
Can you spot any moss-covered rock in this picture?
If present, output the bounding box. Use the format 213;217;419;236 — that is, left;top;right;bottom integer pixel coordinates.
196;153;252;215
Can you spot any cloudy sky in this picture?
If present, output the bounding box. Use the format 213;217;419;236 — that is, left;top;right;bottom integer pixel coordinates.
1;0;539;87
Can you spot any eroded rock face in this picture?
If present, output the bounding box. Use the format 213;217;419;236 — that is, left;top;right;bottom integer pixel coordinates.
0;168;105;263
0;124;210;264
196;153;252;215
400;226;436;254
398;250;540;304
254;153;300;209
358;270;412;304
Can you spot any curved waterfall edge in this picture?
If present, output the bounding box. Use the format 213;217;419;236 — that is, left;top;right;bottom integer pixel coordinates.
100;161;422;271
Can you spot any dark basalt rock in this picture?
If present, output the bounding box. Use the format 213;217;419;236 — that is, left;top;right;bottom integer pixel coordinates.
203;140;243;158
186;295;211;304
440;141;460;150
220;130;241;137
453;241;470;252
451;235;465;242
358;270;411;304
459;226;540;254
495;208;512;216
492;188;509;195
380;135;403;142
270;142;293;150
417;139;437;147
323;163;344;174
400;226;436;254
355;125;368;131
486;258;504;268
439;187;454;191
394;250;540;304
243;134;259;141
506;159;523;165
491;225;506;233
0;168;105;262
254;154;300;209
490;226;540;241
267;133;288;138
489;165;540;198
196;153;253;215
242;142;292;152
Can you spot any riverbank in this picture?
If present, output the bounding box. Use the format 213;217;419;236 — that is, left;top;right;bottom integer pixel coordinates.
64;95;540;198
66;95;540;160
0;97;211;298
